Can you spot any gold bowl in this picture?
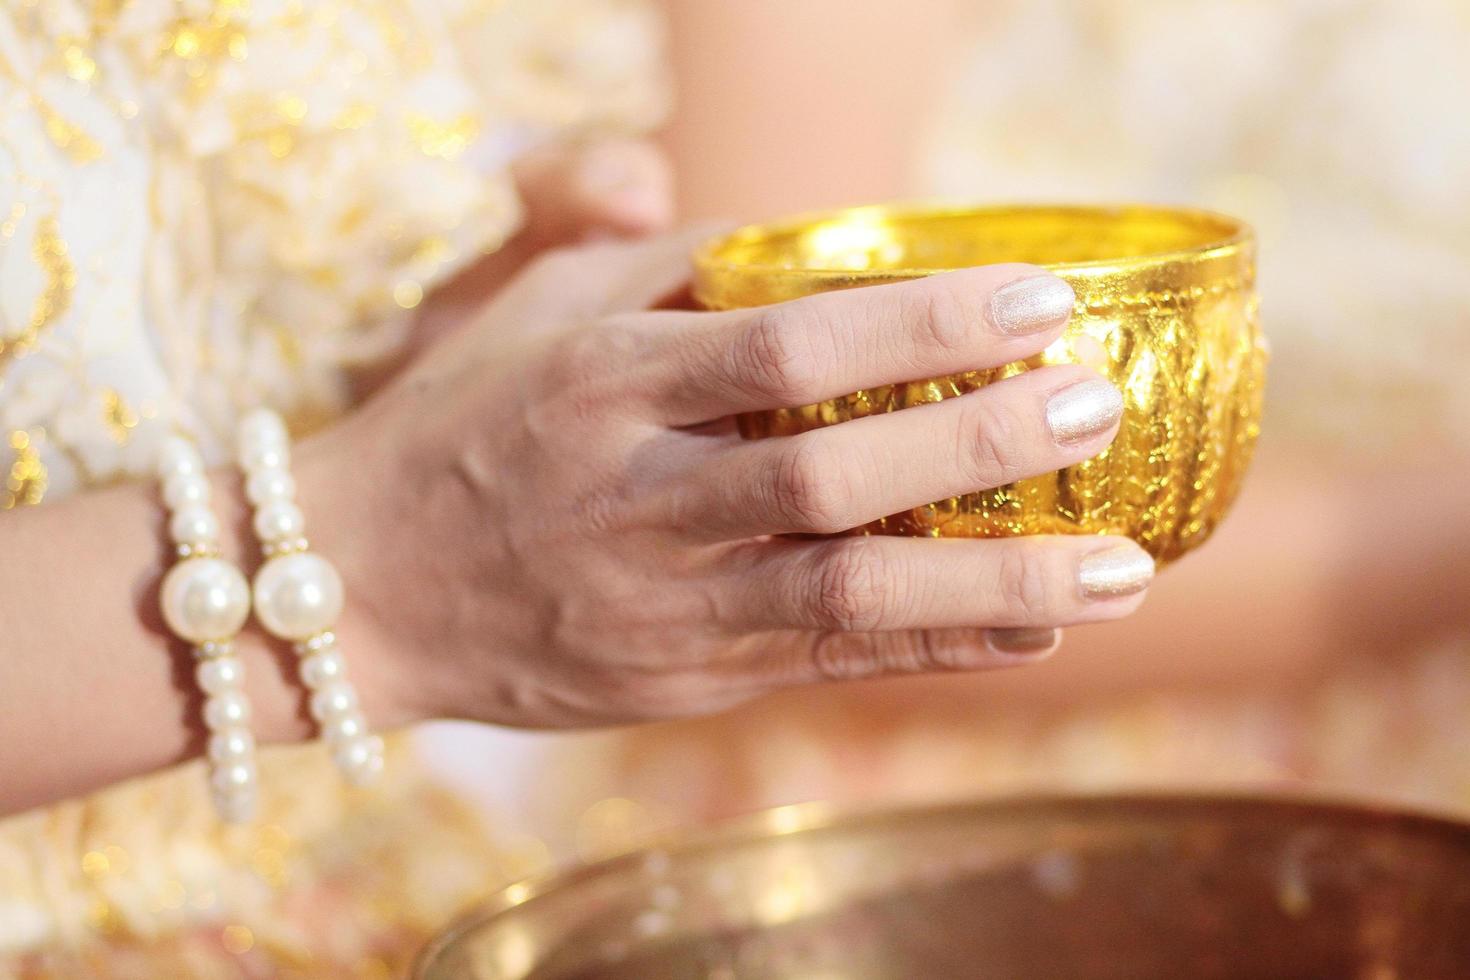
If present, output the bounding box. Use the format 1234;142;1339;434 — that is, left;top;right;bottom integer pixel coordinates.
416;794;1470;979
693;205;1266;564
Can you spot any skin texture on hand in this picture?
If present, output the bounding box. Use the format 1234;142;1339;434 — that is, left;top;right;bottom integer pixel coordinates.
0;190;1153;813
298;230;1151;731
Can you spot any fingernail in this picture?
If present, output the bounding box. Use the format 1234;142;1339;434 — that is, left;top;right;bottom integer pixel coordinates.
985;627;1061;659
989;275;1075;335
1046;379;1124;445
1078;544;1155;600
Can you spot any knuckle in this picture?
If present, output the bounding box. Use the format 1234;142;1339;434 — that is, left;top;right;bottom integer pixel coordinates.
961;395;1033;487
543;328;602;385
731;308;820;404
901;277;972;351
811;541;892;632
900;630;975;673
994;546;1058;622
542;323;642;406
767;440;853;533
809;633;882;682
572;485;625;534
558;322;627;369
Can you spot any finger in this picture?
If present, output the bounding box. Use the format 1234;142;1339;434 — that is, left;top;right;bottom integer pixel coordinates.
646;264;1076;424
674;364;1121;539
414;140;678;340
984;627;1062;659
718;535;1154;634
514;137;675;244
489;223;733;334
722;627;1058;691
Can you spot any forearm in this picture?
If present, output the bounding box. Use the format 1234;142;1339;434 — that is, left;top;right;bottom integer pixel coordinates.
0;468;334;814
662;0;965;219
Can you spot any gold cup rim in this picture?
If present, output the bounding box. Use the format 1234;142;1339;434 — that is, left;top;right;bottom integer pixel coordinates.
413;789;1470;977
692;202;1254;309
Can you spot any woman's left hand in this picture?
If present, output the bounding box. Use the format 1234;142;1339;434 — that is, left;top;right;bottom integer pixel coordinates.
300;229;1150;731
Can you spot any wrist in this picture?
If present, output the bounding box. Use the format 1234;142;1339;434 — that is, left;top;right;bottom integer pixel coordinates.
290;422;428;731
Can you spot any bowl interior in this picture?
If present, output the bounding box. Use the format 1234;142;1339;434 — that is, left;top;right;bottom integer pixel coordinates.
417;796;1470;980
700;204;1246;280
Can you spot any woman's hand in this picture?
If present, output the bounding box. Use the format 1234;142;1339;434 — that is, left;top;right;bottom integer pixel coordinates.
405;137;675;356
302;230;1154;729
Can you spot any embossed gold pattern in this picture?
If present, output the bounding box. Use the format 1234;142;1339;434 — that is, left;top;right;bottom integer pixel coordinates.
693;205;1266;564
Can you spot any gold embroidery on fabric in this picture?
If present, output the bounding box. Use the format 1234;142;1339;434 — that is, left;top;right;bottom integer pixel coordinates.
33;97;104;164
332;103;377;131
100;388;139;443
158;5;251;97
4;430;47;508
1;216;76;372
1;202;25;239
405;112;480;160
59;38;99;84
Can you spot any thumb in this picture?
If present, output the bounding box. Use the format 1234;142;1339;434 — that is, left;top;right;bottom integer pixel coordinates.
355;140;677;397
415;139;676;343
515;137;676;246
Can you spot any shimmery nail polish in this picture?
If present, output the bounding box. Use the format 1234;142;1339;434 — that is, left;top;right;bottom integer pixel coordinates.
1078;545;1155;599
989;275;1076;335
985;627;1062;658
1046;379;1124;445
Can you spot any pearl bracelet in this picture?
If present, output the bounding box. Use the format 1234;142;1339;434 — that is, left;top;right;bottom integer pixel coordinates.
236;409;383;786
156;435;259;822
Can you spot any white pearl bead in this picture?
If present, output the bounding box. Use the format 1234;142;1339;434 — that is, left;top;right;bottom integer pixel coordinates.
215;791;257;823
163;471;210;509
245;468;296;506
203;690;251;730
310;681;358;720
157;436;203;479
238;408;288;447
195;655;245;695
252;500;305;543
333;735;384;786
300;648;346;689
211;760;257;792
168;505;220;546
161;558;250;643
214;787;257;822
253;552;343;640
239;440;289;472
321;711;366;744
208;727;255;764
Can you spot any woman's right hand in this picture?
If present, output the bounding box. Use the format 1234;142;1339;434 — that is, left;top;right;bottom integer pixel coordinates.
299;229;1153;730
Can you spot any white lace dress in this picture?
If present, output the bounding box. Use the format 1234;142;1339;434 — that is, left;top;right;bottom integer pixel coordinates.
0;1;665;975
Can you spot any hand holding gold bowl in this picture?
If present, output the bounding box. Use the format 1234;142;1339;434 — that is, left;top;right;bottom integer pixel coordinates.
693;205;1265;565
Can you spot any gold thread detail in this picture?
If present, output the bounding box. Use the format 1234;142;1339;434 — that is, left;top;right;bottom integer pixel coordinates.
1;216;76;373
101;388;139;444
32;97;104;164
404;112;479;161
4;430;47;508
